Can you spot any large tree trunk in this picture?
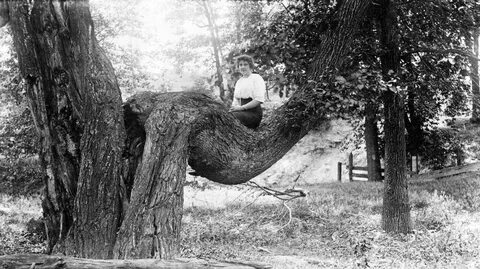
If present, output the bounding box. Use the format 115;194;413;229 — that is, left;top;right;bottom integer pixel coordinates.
4;0;125;258
364;101;382;182
377;0;412;233
1;0;372;259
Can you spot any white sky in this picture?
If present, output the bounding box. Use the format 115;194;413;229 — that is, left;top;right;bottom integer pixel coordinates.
0;28;11;62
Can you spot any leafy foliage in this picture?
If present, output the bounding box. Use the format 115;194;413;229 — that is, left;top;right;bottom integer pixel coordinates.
394;0;479;165
91;0;159;97
0;28;43;195
0;194;46;255
228;0;480;169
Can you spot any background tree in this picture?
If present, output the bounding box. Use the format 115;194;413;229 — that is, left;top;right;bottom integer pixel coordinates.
199;0;226;101
470;28;479;122
91;0;158;97
397;0;477;167
377;0;411;233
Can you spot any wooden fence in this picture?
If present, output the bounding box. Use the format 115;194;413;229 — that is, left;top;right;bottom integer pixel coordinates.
337;152;384;182
410;162;480;181
338;152;480;182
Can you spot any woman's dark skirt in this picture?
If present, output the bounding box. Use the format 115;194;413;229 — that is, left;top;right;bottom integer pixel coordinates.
231;98;263;129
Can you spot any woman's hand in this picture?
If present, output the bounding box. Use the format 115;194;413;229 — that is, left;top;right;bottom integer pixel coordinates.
229;106;244;112
229;100;261;112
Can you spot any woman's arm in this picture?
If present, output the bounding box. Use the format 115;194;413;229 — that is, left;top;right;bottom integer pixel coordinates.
229;99;261;112
232;98;240;107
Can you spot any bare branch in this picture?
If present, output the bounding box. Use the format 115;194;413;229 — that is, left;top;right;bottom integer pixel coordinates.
278;201;293;231
245;181;306;201
280;2;296;20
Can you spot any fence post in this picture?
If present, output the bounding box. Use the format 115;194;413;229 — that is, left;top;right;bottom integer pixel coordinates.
412;155;419;174
348;153;353;182
456;148;463;166
337;162;342;182
416;155;419;174
410;155;413;173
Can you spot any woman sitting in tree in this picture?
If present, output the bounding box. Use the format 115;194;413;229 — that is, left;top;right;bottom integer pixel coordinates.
229;54;266;129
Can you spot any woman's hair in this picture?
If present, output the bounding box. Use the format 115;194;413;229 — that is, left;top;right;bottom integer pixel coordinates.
236;54;255;69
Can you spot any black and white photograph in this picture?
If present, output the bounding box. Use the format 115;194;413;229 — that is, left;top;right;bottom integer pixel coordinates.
0;0;479;268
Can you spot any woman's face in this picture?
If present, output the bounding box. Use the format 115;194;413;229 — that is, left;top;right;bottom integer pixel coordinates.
238;60;252;76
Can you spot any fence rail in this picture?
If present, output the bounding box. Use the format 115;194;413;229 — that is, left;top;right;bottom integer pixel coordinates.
410;162;480;181
337;153;385;182
338;152;480;182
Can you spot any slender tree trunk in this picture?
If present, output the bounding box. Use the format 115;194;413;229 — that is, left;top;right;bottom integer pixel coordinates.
211;3;229;94
403;53;424;159
377;0;411;233
202;0;225;102
364;101;382;181
471;28;480;122
4;0;125;258
404;87;423;157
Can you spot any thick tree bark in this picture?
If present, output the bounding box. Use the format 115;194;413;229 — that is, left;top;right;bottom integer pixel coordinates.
471;28;480;122
378;0;412;233
114;94;198;259
382;91;411;233
364;101;382;182
4;0;125;258
1;0;372;259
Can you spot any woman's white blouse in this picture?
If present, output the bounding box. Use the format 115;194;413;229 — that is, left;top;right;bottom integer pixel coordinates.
233;74;266;105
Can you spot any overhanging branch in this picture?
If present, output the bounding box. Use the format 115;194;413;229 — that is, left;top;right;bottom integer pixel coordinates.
404;47;480;61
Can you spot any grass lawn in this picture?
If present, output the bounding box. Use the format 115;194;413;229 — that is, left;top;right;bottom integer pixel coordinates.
1;176;479;268
180;177;480;268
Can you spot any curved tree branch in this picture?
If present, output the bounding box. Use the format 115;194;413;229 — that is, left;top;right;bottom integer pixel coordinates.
114;0;372;258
